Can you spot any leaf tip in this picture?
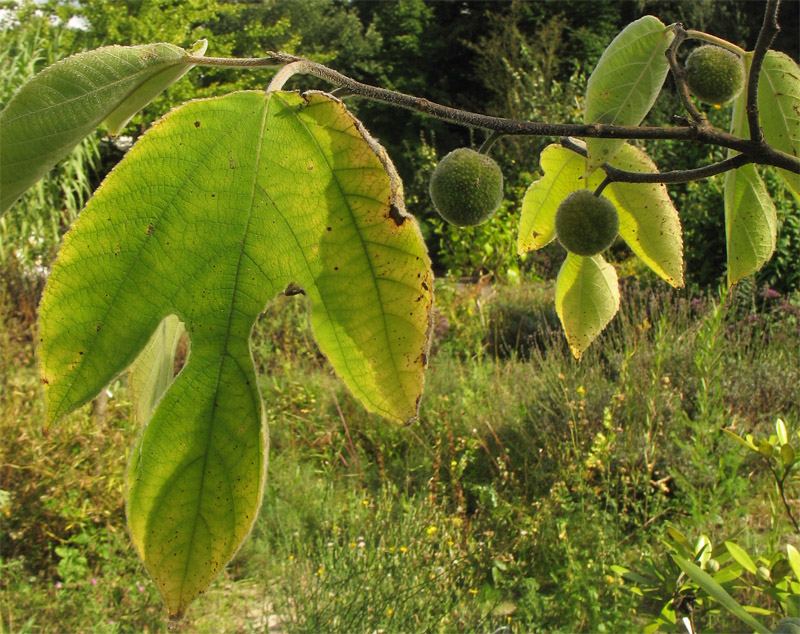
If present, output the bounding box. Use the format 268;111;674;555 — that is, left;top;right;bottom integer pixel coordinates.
190;39;208;57
167;611;186;628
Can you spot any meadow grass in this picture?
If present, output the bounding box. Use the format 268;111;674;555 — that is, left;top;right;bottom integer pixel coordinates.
2;278;798;633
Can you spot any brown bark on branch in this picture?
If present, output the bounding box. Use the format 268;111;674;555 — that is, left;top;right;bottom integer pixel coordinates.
186;3;800;181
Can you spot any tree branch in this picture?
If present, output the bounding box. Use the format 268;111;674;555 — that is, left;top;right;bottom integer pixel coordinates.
747;0;781;143
559;137;753;185
185;50;800;175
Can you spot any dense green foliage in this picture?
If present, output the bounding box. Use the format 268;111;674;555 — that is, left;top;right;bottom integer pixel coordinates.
3;280;799;632
1;0;799;630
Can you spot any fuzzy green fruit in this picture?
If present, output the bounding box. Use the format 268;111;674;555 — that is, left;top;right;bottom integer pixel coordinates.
685;45;745;105
554;189;619;256
429;148;504;226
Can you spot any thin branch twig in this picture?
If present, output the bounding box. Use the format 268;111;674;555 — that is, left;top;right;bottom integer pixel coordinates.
184;49;800;175
685;30;747;56
665;24;708;127
559;137;753;185
770;464;800;534
746;0;781;143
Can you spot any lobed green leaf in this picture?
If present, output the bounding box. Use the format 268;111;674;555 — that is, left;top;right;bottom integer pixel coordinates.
555;253;619;359
0;41;205;214
584;16;674;173
37;90;432;616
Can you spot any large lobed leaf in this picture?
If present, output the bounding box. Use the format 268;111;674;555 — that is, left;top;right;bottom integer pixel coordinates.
584;16;674;173
37;90;433;617
0;40;206;214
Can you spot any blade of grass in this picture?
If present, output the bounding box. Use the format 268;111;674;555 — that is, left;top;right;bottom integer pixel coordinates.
672;555;771;634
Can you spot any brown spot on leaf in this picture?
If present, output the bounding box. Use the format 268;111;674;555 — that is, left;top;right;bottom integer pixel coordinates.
283;282;305;296
387;203;406;227
194;121;201;128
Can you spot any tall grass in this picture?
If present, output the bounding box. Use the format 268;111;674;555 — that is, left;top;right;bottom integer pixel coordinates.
4;278;796;633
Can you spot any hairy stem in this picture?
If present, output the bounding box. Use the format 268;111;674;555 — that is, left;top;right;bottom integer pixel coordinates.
559;137;753;185
594;176;612;196
478;130;503;155
267;60;312;92
685;30;747;56
666;25;708;126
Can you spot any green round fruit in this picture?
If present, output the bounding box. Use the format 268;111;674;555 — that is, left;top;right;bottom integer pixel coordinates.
685;45;745;105
554;189;619;256
429;148;504;226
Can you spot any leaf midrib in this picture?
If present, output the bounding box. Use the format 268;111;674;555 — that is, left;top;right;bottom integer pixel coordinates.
175;95;270;609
